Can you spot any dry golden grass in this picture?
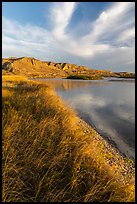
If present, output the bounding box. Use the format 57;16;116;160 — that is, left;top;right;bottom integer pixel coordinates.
2;76;135;202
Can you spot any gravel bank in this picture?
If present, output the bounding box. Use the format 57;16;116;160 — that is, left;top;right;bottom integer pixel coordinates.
77;117;135;186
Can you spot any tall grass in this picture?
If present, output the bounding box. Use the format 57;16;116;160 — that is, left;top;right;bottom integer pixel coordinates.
2;76;135;202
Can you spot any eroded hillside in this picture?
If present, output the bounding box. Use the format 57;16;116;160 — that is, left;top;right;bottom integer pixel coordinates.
2;57;135;78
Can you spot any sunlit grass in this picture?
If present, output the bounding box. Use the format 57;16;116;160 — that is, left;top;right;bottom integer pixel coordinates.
2;75;27;82
2;76;135;202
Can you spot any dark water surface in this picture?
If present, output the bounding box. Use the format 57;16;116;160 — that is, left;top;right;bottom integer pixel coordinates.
33;78;135;160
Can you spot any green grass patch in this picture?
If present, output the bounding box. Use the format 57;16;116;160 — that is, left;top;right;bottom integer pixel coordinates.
66;75;103;80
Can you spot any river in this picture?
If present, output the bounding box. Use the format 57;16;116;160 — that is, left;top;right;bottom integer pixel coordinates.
33;78;135;160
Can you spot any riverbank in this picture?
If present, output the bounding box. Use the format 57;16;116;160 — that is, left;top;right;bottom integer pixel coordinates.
2;76;135;202
77;112;135;161
32;77;135;160
77;118;134;180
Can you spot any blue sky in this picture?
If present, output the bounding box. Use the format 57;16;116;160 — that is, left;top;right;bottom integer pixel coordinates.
2;2;135;72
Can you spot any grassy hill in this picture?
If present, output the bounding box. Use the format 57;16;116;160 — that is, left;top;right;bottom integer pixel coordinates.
2;57;134;79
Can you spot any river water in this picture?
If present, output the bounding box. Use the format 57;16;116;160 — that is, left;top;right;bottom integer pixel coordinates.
33;78;135;160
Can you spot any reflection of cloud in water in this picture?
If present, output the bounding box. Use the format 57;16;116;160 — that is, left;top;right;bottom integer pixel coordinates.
34;78;110;91
35;78;135;159
67;86;135;125
68;91;135;128
65;91;135;159
68;94;106;108
111;106;135;123
76;107;135;159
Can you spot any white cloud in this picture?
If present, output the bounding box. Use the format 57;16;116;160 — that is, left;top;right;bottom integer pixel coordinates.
2;2;135;71
117;27;135;42
50;2;77;39
83;2;135;42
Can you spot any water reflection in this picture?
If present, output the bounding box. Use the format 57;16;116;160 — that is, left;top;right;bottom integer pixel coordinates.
33;78;135;160
35;78;110;91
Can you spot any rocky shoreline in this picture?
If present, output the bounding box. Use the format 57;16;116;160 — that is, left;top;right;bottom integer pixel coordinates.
77;117;135;186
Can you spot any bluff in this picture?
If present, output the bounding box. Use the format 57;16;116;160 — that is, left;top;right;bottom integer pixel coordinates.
2;57;135;78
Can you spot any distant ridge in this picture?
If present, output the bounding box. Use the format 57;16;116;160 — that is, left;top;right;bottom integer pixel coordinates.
2;57;135;79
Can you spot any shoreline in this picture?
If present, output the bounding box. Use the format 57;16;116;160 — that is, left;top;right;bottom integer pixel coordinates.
2;75;135;201
31;76;135;161
76;117;135;183
77;113;134;161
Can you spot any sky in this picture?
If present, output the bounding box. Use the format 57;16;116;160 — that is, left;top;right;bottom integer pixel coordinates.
2;2;135;72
